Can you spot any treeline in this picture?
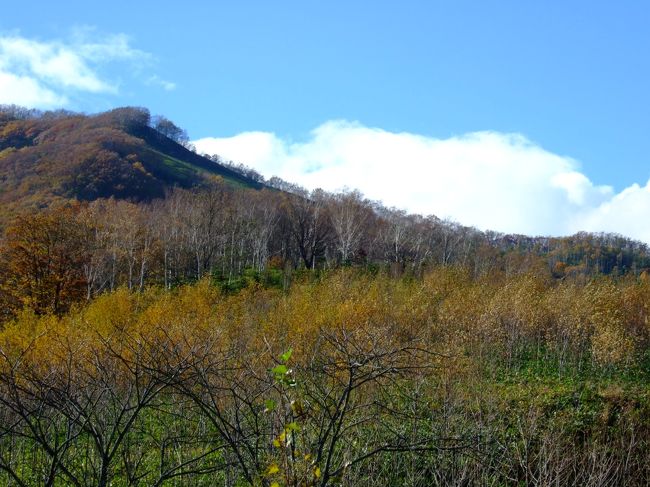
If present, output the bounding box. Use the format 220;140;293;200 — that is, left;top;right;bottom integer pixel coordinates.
2;181;650;319
0;269;648;486
0;104;187;146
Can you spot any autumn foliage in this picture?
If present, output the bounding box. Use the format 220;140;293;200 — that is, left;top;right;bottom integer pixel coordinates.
0;268;648;485
0;206;89;316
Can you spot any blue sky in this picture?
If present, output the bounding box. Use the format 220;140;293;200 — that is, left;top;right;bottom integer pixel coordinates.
2;1;650;239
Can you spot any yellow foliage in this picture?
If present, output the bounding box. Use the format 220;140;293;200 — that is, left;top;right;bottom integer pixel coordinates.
1;268;648;382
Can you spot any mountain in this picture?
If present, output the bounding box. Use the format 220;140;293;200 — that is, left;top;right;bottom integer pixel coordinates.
0;106;263;221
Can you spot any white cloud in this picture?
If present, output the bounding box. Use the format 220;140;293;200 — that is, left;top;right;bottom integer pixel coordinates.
577;181;650;244
76;33;150;62
0;32;172;108
0;35;119;98
146;75;176;91
194;121;650;243
0;71;68;107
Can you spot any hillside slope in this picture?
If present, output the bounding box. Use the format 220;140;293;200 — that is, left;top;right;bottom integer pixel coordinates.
0;106;263;219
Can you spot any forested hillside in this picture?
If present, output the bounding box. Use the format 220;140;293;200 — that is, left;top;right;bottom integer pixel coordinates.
0;105;263;225
0;106;648;486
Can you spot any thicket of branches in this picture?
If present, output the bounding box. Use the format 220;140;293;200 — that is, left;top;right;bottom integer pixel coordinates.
0;270;648;486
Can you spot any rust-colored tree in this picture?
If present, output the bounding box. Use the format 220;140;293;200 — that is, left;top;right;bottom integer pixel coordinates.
0;206;90;316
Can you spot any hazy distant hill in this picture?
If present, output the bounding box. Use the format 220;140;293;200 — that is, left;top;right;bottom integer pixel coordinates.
0;106;263;220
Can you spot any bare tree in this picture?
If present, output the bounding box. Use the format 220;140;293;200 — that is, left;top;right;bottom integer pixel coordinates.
326;190;374;265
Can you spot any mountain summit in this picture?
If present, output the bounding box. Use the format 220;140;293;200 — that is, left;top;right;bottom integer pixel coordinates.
0;106;263;219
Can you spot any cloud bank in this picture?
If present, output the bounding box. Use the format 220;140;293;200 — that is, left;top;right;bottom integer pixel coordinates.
194;121;650;243
0;31;174;108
